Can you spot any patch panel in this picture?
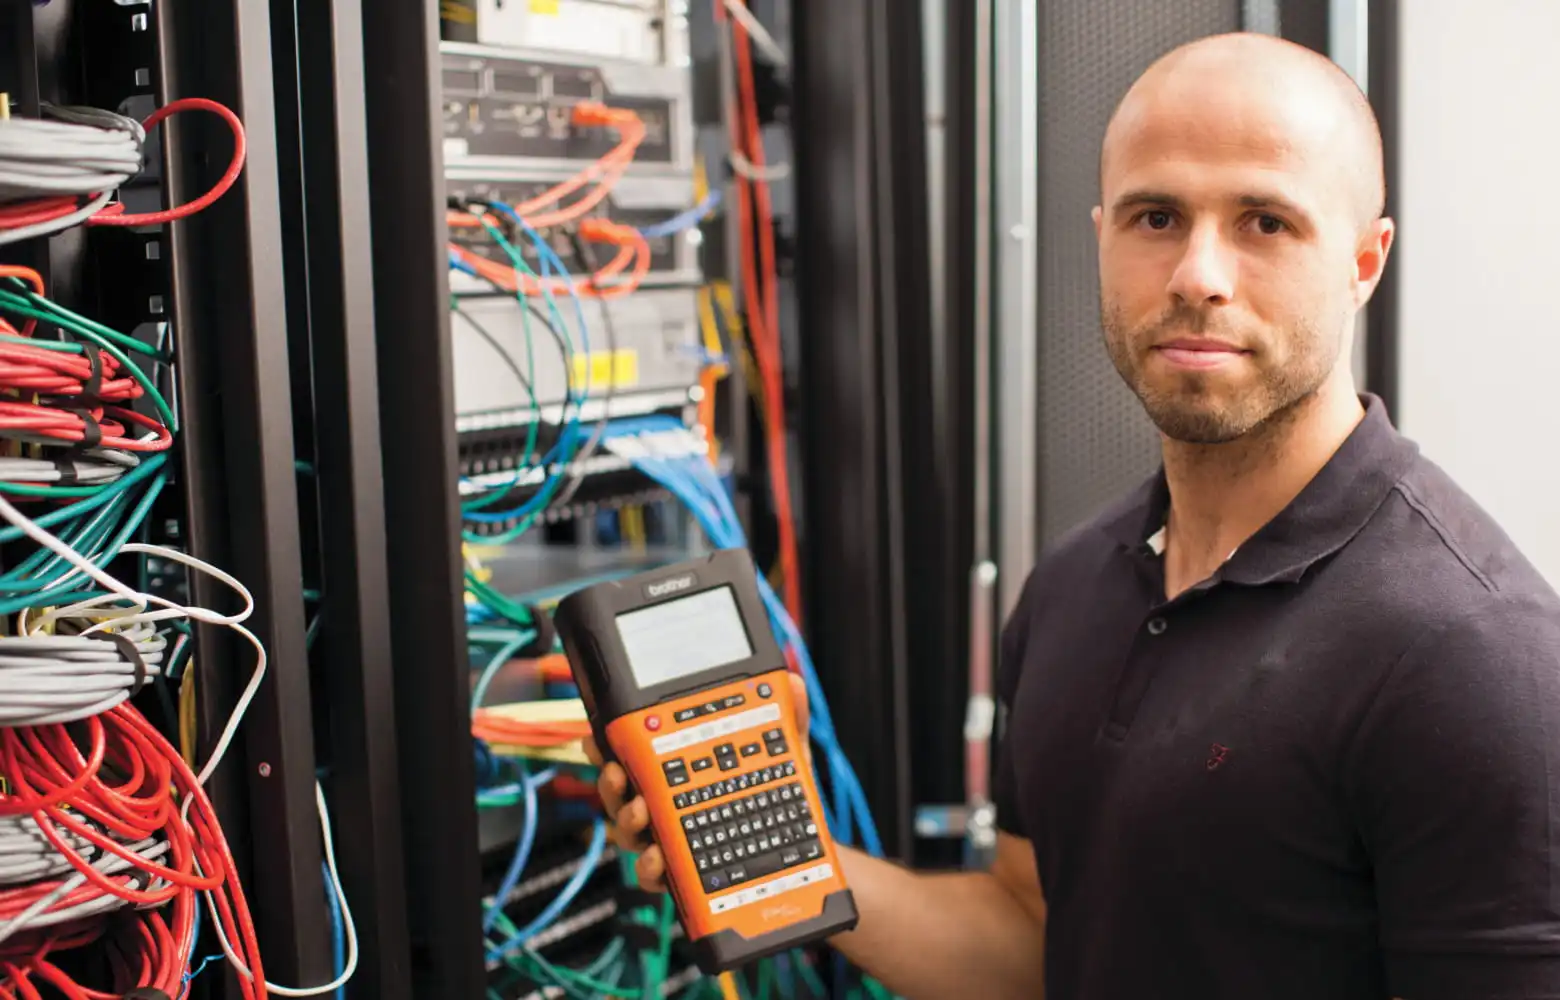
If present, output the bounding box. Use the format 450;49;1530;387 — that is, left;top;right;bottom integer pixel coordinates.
451;287;706;434
447;174;703;289
467;0;686;67
441;43;693;173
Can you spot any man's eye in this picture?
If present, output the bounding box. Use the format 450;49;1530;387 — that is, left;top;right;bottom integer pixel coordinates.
1253;214;1286;235
1140;210;1174;230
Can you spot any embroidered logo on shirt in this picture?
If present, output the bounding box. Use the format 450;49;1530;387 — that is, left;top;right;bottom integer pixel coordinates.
1206;743;1231;770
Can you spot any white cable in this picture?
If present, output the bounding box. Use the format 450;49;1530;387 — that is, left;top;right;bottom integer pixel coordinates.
0;623;168;725
201;781;358;997
0;835;171;949
723;0;788;68
727;150;790;182
0;496;262;787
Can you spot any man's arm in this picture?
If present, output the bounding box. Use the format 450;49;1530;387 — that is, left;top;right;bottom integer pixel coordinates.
1348;594;1560;1000
828;833;1046;1000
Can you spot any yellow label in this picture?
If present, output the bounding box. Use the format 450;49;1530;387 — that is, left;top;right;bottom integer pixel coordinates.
571;349;640;390
529;0;561;14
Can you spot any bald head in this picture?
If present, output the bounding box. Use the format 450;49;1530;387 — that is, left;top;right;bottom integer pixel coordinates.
1102;33;1385;230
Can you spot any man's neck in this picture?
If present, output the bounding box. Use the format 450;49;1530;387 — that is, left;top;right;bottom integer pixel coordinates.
1160;382;1365;597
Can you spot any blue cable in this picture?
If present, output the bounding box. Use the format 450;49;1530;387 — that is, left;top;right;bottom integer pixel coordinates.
637;190;721;239
596;418;885;857
325;860;346;1000
486;817;608;962
482;766;557;933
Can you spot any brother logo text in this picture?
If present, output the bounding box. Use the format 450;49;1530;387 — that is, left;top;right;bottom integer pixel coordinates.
645;574;695;598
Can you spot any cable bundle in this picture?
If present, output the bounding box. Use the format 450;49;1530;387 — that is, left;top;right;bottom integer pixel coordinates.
0;94;355;999
0;97;246;245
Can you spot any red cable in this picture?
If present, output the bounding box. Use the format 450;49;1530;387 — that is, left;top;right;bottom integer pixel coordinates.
85;97;247;227
720;0;805;627
0;706;263;999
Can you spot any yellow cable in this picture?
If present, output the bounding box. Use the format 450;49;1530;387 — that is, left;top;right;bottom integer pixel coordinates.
179;664;197;768
718;973;741;1000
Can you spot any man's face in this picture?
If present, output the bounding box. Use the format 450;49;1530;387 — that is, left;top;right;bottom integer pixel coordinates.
1094;77;1371;444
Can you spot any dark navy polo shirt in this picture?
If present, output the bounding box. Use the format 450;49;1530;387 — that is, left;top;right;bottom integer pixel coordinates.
993;394;1560;999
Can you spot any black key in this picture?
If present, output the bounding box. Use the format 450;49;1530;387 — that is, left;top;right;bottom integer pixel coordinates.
756;793;771;809
736;774;752;790
733;800;748;816
727;824;740;842
779;826;795;846
780;847;802;867
798;800;811;819
667;771;690;787
757;683;773;698
768;740;789;757
734;842;748;858
783;761;797;777
803;840;822;862
683;816;696;831
703;871;728;892
805;822;818;837
714;829;727;844
696;854;712;872
674;707;700;723
695;814;709;828
763;728;784;743
692;757;714;772
721;848;735;864
740;742;762;757
715;743;736;758
703;701;721;715
758;835;772;851
779;786;794;802
747;849;784;880
663;758;688;776
744;838;759;857
673;793;689;809
728;864;749;884
719;756;740;772
722;694;747;710
720;805;735;821
696;786;713;803
764;814;778;829
739;821;753;836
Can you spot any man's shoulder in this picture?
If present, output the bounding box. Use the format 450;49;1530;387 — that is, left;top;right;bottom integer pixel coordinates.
1374;450;1558;603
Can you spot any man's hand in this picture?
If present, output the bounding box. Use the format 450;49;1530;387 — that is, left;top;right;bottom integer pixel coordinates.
583;672;810;891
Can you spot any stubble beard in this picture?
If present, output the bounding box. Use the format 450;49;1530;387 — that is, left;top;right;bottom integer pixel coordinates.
1100;298;1337;446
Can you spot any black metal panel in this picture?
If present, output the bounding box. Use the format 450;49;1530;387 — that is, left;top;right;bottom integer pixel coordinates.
358;4;487;996
1032;1;1243;546
268;0;416;994
1365;0;1400;417
793;0;934;861
154;0;333;990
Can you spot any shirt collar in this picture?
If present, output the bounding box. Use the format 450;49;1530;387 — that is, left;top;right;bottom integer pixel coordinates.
1102;394;1419;585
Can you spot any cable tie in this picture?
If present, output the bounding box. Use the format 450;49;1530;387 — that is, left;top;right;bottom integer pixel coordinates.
65;407;102;450
51;456;78;486
80;342;102;399
86;630;149;696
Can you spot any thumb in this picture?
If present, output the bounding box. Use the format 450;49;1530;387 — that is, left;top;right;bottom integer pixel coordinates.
787;670;809;738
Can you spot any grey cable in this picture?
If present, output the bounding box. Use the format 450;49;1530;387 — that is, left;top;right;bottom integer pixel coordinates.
0;622;168;725
0;825;171;947
0;104;144;245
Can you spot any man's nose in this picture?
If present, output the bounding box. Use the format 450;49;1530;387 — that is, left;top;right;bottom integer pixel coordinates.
1165;222;1235;306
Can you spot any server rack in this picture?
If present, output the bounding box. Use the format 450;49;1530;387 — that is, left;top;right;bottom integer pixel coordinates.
1;1;415;996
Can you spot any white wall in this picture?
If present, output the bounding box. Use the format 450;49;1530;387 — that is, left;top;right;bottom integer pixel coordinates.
1397;0;1560;584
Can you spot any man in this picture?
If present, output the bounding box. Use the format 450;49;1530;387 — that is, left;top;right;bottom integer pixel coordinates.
587;32;1560;999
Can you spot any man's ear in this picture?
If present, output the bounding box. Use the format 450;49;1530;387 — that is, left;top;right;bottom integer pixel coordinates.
1092;205;1103;240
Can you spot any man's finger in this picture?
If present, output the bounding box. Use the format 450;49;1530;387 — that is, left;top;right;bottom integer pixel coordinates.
636;847;667;892
788;671;809;734
583;737;604;768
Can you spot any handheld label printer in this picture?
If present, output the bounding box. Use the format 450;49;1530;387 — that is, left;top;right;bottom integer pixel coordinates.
552;548;858;973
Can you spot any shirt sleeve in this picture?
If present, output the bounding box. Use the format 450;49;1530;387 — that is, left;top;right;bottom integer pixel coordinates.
992;571;1038;837
1345;594;1560;1000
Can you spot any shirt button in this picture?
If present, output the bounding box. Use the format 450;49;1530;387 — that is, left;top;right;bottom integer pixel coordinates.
1146;617;1168;636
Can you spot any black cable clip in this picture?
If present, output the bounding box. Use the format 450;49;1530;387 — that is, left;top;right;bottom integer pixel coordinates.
65;407;103;450
88;631;150;696
81;343;104;400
